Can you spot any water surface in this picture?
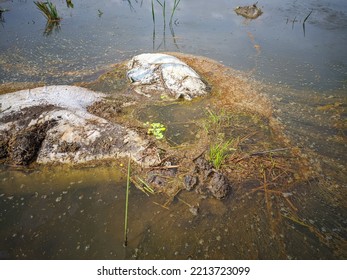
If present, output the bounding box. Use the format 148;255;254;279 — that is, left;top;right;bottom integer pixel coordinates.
0;0;346;89
0;0;346;259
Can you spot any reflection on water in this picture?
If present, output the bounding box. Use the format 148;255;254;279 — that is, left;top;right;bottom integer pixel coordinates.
0;0;346;89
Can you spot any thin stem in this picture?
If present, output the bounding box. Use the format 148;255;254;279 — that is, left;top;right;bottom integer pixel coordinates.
151;0;155;24
169;0;180;26
163;0;166;30
123;157;131;247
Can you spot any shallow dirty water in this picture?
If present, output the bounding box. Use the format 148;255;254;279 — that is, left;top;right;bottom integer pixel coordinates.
0;164;345;259
0;0;346;260
136;101;208;145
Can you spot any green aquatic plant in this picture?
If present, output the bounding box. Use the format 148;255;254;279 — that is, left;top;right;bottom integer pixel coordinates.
66;0;74;9
151;0;181;26
209;139;235;170
145;122;166;140
137;177;155;195
203;108;229;133
206;108;223;125
34;1;61;22
169;0;181;26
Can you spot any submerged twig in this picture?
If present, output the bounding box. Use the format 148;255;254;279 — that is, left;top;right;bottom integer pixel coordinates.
153;201;170;210
234;148;290;163
150;165;179;170
250;148;290;156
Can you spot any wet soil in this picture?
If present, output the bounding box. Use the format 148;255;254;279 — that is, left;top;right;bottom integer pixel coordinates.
0;105;59;165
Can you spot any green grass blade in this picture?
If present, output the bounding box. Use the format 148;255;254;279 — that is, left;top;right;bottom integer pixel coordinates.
123;157;131;247
169;0;181;25
137;177;155;194
34;1;60;22
156;0;163;8
151;0;155;24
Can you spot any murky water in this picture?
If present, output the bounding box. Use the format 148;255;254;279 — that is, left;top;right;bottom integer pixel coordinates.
0;0;346;259
1;162;345;259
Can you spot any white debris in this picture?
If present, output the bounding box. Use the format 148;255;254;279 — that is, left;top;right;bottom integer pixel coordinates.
127;53;209;100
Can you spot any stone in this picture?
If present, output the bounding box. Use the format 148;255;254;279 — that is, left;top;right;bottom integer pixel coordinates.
127;53;209;100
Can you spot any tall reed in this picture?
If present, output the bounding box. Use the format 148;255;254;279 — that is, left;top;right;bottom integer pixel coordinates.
152;0;181;27
169;0;180;26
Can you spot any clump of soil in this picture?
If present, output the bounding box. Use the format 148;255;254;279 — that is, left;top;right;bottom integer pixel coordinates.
184;157;231;199
234;3;263;19
0;105;59;165
8;120;57;165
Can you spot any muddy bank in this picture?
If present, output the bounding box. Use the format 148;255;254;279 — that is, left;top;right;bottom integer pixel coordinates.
0;53;345;259
80;53;345;258
0;85;160;167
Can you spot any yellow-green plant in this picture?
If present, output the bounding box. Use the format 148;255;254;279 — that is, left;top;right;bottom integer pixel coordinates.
203;108;228;133
145;122;166;140
209;140;235;169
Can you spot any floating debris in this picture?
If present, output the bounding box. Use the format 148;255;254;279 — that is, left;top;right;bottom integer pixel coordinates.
234;3;263;19
127;53;209;100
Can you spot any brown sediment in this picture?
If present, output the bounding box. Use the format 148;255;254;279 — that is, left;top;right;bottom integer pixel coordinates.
0;82;45;95
171;52;273;118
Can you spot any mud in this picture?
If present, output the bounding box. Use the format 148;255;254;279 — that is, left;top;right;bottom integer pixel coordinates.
189;157;231;199
8;120;57;165
234;3;263;19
